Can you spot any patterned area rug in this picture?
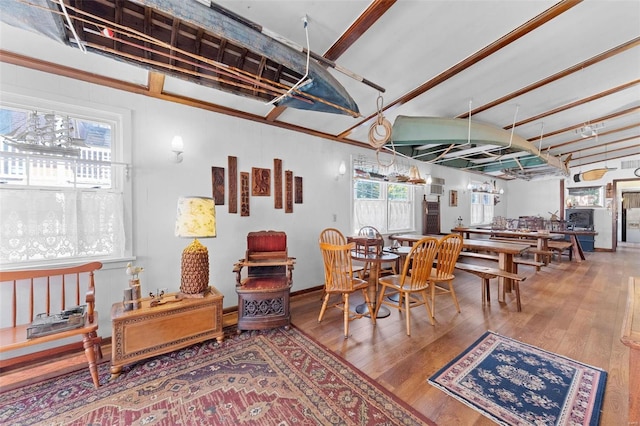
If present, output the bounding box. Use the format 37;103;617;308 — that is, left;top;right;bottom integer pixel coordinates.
428;331;607;426
1;326;434;425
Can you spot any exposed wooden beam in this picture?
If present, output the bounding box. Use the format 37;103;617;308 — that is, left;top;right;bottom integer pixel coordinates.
323;0;397;61
0;50;366;149
339;0;583;139
266;0;395;122
147;71;165;94
462;37;640;122
549;123;640;151
511;80;640;129
529;106;640;140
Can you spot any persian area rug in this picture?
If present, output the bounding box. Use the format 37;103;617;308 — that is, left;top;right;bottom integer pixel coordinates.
0;327;434;426
428;331;607;426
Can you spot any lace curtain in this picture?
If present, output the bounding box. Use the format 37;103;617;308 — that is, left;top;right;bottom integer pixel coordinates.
354;199;412;234
0;188;125;265
623;192;640;209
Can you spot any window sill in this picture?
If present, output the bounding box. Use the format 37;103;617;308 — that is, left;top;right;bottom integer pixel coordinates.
0;256;136;272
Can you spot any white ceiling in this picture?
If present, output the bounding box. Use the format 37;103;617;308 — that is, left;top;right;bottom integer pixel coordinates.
1;0;639;179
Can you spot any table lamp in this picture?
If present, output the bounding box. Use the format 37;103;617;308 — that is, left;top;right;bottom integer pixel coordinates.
175;196;216;297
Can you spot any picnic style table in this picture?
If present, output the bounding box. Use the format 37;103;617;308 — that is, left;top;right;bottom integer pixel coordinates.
391;233;530;297
451;227;563;264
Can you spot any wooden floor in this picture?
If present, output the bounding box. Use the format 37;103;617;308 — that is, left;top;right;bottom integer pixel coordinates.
291;246;639;425
2;247;638;425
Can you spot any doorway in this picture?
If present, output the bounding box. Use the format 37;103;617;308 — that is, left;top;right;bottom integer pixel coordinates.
613;178;640;251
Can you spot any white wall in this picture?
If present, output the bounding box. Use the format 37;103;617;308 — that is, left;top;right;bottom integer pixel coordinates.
5;61;489;345
503;158;640;250
505;178;563;220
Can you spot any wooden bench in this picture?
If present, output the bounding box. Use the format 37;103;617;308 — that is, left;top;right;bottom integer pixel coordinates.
0;262;103;388
514;258;544;272
548;240;573;261
490;237;553;264
454;262;527;311
458;251;500;262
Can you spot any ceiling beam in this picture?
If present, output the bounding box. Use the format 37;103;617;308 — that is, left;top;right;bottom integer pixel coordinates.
148;71;165;94
264;0;396;122
460;37;640;120
323;0;397;61
549;123;640;151
0;50;369;149
511;80;640;129
528;106;640;141
339;0;583;139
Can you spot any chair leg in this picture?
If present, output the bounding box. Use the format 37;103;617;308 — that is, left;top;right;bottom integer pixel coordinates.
343;293;350;338
421;290;435;326
430;281;436;319
448;280;460;313
318;293;330;322
83;332;100;388
404;290;411;335
362;289;376;325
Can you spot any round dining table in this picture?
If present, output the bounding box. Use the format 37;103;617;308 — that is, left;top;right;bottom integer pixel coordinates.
348;237;398;318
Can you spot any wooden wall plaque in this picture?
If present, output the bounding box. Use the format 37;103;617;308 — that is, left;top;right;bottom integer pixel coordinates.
285;170;293;213
228;156;238;213
295;176;303;204
251;167;271;196
211;166;225;205
240;171;250;217
274;158;283;209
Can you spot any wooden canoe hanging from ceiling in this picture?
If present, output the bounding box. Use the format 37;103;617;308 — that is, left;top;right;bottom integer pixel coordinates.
389;116;570;180
0;0;360;117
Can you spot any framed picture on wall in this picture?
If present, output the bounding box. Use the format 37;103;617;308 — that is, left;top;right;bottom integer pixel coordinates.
449;190;458;207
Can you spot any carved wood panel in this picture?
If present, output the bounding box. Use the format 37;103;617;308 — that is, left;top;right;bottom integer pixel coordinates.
274;158;283;209
228;156;238;213
240;172;250;217
211;166;225;205
294;176;303;204
285;170;293;213
251;167;271;196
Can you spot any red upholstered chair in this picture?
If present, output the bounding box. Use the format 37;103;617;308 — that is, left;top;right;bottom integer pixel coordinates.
233;230;295;333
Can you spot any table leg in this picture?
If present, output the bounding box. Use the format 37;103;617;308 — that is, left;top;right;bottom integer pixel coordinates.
498;253;515;301
355;262;391;318
536;238;550;265
570;235;585;262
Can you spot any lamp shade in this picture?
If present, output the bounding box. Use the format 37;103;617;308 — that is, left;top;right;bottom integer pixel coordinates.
175;196;216;238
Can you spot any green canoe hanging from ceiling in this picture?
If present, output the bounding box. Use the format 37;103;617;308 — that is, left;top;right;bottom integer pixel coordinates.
389;116;570;179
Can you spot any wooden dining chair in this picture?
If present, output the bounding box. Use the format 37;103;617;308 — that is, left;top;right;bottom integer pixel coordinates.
319;228;365;277
357;226;395;276
375;237;439;335
429;233;464;319
318;241;375;338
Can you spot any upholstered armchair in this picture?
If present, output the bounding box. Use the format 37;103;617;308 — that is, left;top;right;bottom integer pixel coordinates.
233;230;295;333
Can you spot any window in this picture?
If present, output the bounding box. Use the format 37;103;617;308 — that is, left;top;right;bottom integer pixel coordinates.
352;179;415;234
470;193;495;226
566;186;604;207
0;99;129;267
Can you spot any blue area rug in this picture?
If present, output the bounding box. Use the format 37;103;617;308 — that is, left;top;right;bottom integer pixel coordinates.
428;331;607;426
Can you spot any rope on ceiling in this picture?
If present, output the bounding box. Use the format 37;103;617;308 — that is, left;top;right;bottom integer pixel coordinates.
369;94;395;167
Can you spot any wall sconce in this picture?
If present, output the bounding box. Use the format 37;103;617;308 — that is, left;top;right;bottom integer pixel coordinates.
426;174;433;185
337;160;346;179
499;188;504;194
171;135;184;163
